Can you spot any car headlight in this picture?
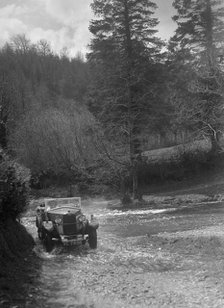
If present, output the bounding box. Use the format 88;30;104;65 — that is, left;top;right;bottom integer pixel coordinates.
43;221;53;230
78;215;86;222
55;218;62;224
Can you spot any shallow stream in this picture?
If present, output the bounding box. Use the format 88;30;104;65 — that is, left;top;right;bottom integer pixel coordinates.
18;199;224;307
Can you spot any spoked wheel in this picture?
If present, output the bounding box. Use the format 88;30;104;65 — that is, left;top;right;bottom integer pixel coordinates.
43;233;54;252
88;227;97;249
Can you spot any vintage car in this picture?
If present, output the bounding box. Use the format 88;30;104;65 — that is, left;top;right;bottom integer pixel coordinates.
35;197;99;252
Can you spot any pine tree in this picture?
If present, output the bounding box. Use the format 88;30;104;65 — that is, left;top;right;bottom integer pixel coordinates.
169;0;224;152
88;0;163;200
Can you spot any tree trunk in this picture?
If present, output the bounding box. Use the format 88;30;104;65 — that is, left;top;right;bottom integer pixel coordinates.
120;176;132;205
131;154;143;201
210;130;222;155
132;167;138;200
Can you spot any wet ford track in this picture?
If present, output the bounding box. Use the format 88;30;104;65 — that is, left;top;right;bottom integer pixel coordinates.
16;198;224;307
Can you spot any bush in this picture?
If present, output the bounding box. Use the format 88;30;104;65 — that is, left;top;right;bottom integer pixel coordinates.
0;151;31;221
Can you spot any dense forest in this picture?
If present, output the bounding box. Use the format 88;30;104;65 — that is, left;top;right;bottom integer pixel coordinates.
1;0;224;202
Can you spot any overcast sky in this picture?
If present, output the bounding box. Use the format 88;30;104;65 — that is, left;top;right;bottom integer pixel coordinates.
0;0;176;57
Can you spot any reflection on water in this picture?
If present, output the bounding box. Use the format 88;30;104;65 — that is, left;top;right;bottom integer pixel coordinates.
96;208;177;217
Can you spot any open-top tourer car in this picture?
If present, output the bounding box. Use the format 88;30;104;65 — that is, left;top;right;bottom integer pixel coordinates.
35;197;99;252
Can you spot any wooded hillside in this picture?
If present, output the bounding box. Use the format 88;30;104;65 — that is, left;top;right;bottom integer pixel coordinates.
0;0;224;200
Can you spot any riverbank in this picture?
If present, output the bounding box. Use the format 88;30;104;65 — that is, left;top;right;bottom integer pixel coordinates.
0;219;36;307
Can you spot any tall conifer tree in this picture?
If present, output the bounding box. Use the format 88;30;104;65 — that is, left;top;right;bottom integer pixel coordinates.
88;0;163;199
169;0;224;151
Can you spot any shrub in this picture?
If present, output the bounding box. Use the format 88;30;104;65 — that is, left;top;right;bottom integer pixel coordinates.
0;151;31;221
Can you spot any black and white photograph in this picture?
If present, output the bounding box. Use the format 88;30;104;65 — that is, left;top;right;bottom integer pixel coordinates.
1;0;224;307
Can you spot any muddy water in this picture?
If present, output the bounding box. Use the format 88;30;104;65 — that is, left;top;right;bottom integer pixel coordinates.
21;200;224;308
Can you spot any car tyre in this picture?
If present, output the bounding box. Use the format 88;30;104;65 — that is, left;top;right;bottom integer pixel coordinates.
88;227;97;249
38;228;45;240
36;216;45;240
43;233;53;252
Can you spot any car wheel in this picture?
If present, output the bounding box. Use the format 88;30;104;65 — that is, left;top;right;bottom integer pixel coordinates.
88;227;97;249
43;233;53;252
35;216;39;228
38;227;45;240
